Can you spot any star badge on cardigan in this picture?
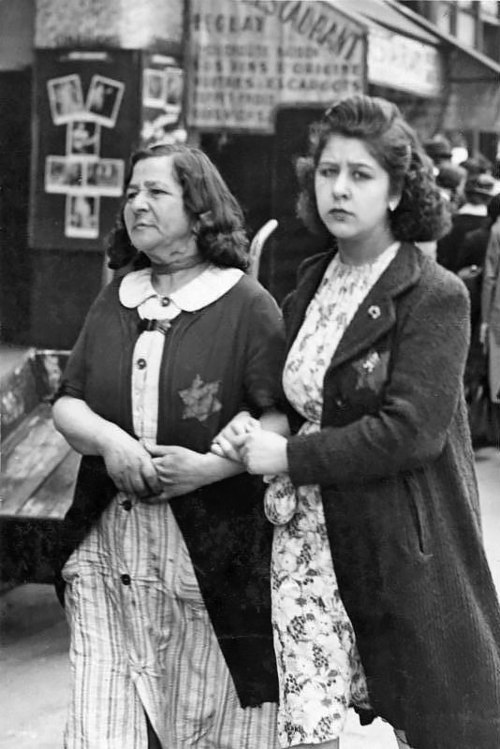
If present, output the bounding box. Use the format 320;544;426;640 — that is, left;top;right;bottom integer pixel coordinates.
353;350;390;392
179;375;222;422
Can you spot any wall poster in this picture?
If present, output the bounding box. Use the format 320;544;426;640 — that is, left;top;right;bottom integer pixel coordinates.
141;53;185;147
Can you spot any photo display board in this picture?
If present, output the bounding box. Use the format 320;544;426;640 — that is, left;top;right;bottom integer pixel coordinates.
30;49;141;250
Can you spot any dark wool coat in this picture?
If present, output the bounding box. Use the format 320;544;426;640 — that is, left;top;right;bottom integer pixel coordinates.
54;272;285;707
283;243;500;749
437;212;489;272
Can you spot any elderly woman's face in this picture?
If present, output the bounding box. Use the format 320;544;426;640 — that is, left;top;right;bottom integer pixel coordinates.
314;134;396;245
123;155;197;265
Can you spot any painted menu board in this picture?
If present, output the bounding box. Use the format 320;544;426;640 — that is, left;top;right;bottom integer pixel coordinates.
187;0;367;133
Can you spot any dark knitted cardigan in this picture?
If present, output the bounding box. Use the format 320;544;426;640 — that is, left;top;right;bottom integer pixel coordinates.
54;272;285;707
283;243;500;749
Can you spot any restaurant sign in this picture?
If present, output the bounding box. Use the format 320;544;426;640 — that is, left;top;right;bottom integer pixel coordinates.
187;0;367;133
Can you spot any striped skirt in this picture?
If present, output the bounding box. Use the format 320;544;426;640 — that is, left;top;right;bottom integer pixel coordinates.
62;493;278;749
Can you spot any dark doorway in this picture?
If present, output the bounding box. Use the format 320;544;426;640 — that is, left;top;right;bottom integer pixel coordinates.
202;109;327;303
267;107;328;303
201;132;274;240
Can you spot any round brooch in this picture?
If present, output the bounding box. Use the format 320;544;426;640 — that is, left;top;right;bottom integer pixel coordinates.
368;305;381;320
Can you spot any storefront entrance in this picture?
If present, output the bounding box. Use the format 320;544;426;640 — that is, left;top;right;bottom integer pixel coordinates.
202;107;328;303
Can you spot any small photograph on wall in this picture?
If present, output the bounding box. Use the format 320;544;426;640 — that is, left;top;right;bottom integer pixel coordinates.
66;119;101;158
86;159;125;196
47;75;85;124
165;67;184;110
65;194;100;238
45;156;85;193
143;69;167;109
86;75;125;128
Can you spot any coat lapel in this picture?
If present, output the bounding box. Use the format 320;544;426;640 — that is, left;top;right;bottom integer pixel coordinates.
330;243;421;370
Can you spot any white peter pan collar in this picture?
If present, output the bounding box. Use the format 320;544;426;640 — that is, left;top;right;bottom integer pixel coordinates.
119;265;244;316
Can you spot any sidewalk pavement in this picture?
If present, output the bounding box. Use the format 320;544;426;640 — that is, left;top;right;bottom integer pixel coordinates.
1;447;498;749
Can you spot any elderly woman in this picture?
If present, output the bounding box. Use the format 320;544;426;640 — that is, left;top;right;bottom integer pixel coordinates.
52;144;284;748
214;95;500;749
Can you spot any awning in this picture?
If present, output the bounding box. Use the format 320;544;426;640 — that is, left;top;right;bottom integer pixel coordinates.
380;0;500;131
330;0;440;45
383;0;500;81
329;0;444;97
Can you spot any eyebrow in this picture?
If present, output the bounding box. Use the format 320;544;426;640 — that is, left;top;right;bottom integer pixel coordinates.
317;159;375;170
126;180;172;190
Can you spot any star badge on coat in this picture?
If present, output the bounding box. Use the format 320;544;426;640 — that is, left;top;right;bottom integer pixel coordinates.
179;374;222;422
353;350;389;392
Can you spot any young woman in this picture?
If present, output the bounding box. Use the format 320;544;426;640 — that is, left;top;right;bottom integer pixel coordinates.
52;144;285;748
213;95;500;749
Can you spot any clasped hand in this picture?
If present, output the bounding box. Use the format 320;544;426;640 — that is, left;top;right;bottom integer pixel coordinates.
101;429;217;502
211;411;289;475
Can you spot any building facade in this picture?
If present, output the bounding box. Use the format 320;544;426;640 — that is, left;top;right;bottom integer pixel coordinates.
0;0;499;346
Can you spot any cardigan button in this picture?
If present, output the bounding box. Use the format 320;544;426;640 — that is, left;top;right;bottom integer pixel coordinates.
136;358;147;369
121;499;132;511
120;574;131;586
334;397;345;408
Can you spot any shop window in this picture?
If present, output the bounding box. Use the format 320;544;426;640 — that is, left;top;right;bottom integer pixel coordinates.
456;4;478;46
433;1;456;35
478;0;500;20
483;21;500;60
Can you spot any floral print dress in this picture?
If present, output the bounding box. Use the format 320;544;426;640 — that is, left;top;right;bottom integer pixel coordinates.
265;245;399;747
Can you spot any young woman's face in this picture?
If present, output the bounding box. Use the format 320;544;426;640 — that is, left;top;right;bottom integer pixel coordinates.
123;155;197;265
314;134;396;244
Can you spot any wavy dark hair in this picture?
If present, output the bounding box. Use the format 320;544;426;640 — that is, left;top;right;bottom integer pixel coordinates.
296;95;452;243
107;143;250;271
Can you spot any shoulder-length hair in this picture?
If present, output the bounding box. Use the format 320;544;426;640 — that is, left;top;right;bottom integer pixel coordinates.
107;143;249;270
296;94;452;243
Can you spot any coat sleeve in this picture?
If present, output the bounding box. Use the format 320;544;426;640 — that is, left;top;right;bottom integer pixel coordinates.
287;274;470;486
55;315;90;400
54;283;116;401
242;286;286;414
481;226;500;325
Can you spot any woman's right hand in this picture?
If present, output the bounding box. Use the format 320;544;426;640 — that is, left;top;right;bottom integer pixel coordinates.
99;426;162;498
211;410;260;461
52;396;161;498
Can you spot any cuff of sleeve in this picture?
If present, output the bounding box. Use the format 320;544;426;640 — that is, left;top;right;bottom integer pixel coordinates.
287;433;321;487
51;383;84;404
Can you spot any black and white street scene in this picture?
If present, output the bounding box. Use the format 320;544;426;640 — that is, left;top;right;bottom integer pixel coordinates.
1;2;500;749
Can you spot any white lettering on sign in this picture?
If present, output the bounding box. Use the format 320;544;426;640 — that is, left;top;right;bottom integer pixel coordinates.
188;0;366;133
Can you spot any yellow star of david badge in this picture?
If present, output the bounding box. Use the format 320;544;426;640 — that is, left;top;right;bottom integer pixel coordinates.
179;374;222;422
353;350;389;392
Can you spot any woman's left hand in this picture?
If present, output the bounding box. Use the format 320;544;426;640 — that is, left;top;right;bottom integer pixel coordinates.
240;430;289;475
144;445;212;501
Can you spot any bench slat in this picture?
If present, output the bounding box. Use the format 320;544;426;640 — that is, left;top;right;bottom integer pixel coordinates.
0;403;72;516
18;449;80;519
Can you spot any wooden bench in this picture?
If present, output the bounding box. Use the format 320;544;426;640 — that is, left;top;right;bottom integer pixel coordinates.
0;349;78;584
